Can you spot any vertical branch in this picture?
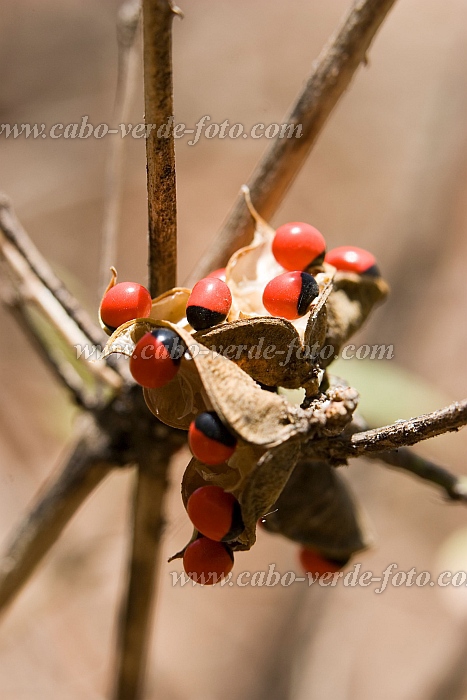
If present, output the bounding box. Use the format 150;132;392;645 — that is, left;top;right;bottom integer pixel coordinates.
142;0;181;297
189;0;398;280
112;448;174;700
112;3;181;696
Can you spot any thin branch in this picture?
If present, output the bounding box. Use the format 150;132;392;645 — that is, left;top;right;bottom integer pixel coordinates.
100;0;142;296
308;399;467;461
110;4;182;694
189;0;398;282
0;236;123;392
5;296;98;410
0;420;114;614
112;446;175;700
0;194;105;348
142;0;181;297
371;447;467;502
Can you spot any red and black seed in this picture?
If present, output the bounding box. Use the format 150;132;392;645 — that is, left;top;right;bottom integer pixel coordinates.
186;277;232;331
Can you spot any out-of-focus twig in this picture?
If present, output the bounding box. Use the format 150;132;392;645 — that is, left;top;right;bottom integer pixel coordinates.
5;295;98;410
371;447;467;502
0;236;122;391
0;419;114;615
100;0;142;296
112;445;175;700
189;0;398;282
0;194;106;348
142;0;182;297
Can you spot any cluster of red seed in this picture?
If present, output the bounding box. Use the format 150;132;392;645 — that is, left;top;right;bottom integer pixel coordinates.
99;222;380;584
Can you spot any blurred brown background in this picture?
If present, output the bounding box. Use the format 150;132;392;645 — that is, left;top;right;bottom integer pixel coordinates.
1;0;467;698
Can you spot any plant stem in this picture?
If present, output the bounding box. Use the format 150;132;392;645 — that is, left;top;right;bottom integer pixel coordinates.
142;0;181;297
309;399;467;461
371;447;467;502
112;449;174;700
189;0;398;281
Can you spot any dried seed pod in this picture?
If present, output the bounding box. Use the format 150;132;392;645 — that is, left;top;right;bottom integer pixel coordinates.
233;441;302;550
149;287;192;327
323;271;389;367
195;317;317;389
261;458;372;561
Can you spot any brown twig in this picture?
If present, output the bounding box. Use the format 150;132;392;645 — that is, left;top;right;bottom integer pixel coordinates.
370;447;467;502
110;2;182;696
142;0;181;297
100;0;142;296
5;297;98;410
0;419;114;615
112;446;175;700
0;234;122;391
0;194;106;348
189;0;398;282
309;399;467;461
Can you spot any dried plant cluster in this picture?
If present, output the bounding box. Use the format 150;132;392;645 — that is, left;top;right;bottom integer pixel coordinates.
0;0;466;698
101;191;387;564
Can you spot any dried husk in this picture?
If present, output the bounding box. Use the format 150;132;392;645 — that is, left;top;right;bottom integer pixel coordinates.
179;441;300;552
149;286;192;327
99;266;118;335
323;271;389;367
233;441;301;550
261;458;372;560
195;317;317;389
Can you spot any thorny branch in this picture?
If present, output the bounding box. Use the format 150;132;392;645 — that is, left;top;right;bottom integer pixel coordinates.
190;0;398;281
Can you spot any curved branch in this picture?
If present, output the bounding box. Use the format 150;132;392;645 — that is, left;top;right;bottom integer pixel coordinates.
371;447;467;502
190;0;398;281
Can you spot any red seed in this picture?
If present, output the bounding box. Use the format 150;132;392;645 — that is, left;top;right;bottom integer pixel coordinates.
129;329;184;389
183;538;234;585
188;412;237;466
206;267;227;282
272;222;326;271
262;271;319;320
325;246;378;276
299;547;344;576
186;277;232;330
100;282;152;329
187;486;242;541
